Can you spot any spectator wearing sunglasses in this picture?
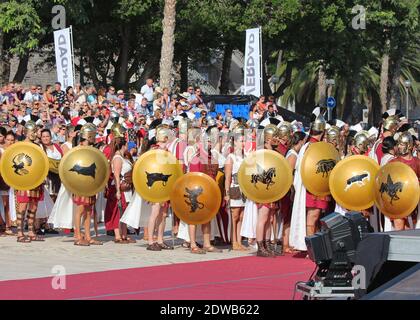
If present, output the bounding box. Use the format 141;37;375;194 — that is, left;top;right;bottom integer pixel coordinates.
188;87;204;109
24;85;43;103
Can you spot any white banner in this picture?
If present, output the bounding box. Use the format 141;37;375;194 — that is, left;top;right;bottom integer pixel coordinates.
53;27;74;88
244;27;262;97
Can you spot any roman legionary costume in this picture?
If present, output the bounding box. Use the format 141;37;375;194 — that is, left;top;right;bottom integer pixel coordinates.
72;124;98;207
290;114;327;252
275;122;292;253
15;121;45;242
390;132;420;229
370;115;399;164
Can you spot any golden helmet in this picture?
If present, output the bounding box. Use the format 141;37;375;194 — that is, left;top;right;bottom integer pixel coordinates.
59;146;109;196
329;156;380;210
80;123;96;143
207;117;217;128
301;141;340;196
170;172;221;225
232;124;245;136
354;130;370;153
246;119;259;129
383;115;399;132
277;122;292;141
111;123;126;139
207;126;220;145
311;114;326;132
263;124;279;140
397;131;414;155
0;142;49;190
229;118;240;131
134;149;183;203
374;161;420;219
326;126;340;145
178;118;192;135
24;120;37;141
156;126;172;143
238;149;293;203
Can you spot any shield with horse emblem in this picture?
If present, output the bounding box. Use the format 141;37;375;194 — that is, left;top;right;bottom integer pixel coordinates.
374;162;419;219
170;172;221;225
301;141;340;197
0;142;49;191
133;149;183;203
238;149;293;203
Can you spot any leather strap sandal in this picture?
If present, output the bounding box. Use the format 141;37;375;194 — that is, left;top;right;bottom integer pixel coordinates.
190;246;206;254
203;246;223;253
17;235;31;243
158;242;174;250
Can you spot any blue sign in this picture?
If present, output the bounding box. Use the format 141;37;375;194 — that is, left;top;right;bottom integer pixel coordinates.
327;96;336;108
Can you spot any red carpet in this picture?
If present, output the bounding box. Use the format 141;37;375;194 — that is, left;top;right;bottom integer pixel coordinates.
0;255;314;300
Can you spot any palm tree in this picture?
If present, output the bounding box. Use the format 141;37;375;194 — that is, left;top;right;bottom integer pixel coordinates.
159;0;177;90
277;43;419;125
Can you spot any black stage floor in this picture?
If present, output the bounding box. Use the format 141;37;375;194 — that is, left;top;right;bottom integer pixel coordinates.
362;263;420;300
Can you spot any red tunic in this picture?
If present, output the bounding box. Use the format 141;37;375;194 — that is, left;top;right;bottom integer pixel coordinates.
390;157;420;181
374;135;385;164
276;141;288;157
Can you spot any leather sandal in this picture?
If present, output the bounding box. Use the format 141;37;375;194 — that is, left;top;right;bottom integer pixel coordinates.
158;242;174;250
122;237;137;243
74;239;90;246
147;242;161;251
114;238;129;244
203;246;222;253
232;242;247;251
88;239;103;245
28;234;45;242
190;246;206;254
17;235;31;243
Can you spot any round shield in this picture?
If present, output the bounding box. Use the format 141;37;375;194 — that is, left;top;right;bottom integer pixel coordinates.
48;158;60;174
170;172;221;225
0;142;49;191
59;146;109;196
329;156;380;211
301;141;340;196
374;162;420;219
238;149;293;203
133;149;183;203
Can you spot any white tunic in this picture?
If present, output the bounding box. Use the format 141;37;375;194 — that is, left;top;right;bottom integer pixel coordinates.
111;154;133;203
227;153;245;207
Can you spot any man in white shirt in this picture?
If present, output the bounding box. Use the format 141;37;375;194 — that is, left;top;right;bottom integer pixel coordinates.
24;85;43;102
140;79;154;115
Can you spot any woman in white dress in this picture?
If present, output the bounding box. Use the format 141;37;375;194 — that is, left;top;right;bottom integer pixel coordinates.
105;137;135;243
224;131;247;251
0;131;16;236
284;131;307;253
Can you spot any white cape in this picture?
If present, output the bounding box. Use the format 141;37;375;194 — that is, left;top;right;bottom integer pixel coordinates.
48;185;75;229
8;188;16;221
240;199;258;239
37;186;54;219
95;191;106;223
120;191;152;229
289;142;309;251
177;218;217;242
